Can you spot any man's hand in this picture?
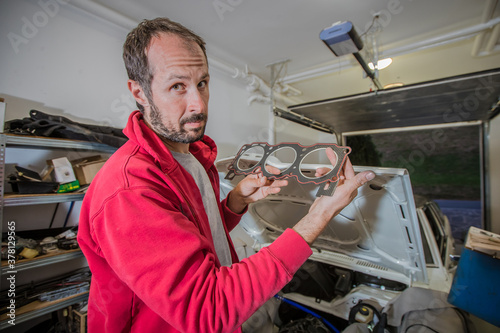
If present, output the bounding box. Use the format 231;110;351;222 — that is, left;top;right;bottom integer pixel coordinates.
227;166;288;214
293;148;375;245
314;146;337;178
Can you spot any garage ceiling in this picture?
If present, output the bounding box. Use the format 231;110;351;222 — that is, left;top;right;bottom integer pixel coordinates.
72;0;500;110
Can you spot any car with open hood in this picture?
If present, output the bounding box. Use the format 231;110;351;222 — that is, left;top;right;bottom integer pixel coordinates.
216;151;457;323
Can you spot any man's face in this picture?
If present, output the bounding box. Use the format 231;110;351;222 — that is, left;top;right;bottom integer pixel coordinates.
143;33;209;146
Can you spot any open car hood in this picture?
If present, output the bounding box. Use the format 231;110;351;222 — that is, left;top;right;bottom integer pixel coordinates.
216;156;428;285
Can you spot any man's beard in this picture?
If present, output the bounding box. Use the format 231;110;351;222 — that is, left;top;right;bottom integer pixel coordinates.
148;102;207;144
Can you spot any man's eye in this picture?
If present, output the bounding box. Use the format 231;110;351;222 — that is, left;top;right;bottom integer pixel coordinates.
171;84;183;91
198;81;207;88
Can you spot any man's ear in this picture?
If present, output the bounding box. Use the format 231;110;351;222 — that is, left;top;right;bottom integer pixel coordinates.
128;80;150;108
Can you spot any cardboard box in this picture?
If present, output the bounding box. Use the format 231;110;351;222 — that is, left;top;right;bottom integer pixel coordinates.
51;157;77;183
71;155;107;185
72;309;87;333
448;227;500;327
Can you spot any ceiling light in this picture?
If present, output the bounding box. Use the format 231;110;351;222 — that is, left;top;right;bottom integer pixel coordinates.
384;82;404;89
368;58;393;70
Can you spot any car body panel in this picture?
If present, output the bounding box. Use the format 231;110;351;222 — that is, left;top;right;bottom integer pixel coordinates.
216;155;456;320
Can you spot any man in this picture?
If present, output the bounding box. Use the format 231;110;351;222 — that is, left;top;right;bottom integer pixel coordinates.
77;17;374;332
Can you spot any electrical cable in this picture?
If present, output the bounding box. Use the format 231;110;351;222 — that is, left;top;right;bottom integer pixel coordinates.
360;15;377;38
274;294;340;333
63;201;75;228
48;203;59;228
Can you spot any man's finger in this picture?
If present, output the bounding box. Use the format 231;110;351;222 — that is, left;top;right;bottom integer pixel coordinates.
326;147;338;167
265;186;282;195
342;157;355;179
241;174;266;190
315;167;332;177
264;165;282;175
269;179;288;188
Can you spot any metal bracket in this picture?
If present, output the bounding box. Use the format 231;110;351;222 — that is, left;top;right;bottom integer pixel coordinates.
225;142;351;197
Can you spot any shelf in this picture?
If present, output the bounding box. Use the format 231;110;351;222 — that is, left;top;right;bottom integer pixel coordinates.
3;192;85;206
1;249;84;274
0;131;100;330
0;292;88;330
2;133;117;153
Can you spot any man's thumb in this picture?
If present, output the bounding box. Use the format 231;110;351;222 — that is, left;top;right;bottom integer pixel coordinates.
352;171;375;189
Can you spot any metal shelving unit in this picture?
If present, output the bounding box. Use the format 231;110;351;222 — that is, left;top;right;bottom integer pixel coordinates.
3;133;117;153
3;192;85;206
0;292;89;330
1;249;84;274
0;133;117;329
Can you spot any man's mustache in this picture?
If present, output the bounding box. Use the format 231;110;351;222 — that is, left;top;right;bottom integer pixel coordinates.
180;113;207;125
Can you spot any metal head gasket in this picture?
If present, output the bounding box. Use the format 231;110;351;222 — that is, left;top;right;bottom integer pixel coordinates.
224;142;351;197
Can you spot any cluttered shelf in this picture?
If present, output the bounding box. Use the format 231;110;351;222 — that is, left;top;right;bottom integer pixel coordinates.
0;266;90;330
1;133;117;153
0;110;118;331
1;248;83;274
0;291;89;330
1;133;111;199
2;192;85;206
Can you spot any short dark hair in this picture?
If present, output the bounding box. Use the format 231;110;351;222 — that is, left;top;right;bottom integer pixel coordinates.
123;18;207;112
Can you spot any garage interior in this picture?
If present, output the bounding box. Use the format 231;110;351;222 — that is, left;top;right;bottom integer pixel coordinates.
1;1;500;332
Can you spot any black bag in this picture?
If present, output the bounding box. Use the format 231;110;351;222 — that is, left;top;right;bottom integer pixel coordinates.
5;110;127;148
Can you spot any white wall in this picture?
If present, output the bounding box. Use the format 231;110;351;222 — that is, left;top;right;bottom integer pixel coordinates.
0;0;325;157
0;1;325;234
1;0;130;127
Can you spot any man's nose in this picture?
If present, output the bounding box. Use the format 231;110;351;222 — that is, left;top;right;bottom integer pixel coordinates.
187;88;206;112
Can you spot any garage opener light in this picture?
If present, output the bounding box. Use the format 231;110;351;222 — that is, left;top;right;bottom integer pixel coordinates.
368;58;393;70
320;21;383;90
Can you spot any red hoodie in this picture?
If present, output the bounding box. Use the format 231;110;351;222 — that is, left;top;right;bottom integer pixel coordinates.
77;111;312;332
